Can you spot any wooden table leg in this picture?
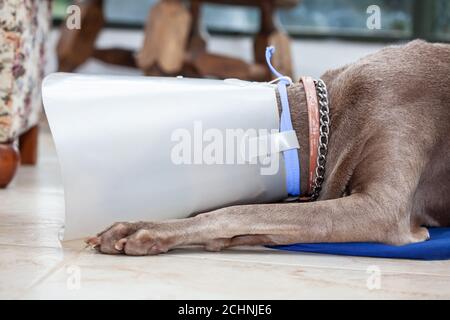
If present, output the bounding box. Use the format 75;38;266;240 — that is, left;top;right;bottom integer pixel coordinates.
19;125;39;165
254;0;293;80
188;0;207;55
254;0;275;80
0;142;20;188
192;52;267;80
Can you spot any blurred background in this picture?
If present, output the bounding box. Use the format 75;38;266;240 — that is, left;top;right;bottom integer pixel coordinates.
48;0;450;79
54;0;450;41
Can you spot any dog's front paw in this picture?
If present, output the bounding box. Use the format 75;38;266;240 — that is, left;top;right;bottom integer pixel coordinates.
86;222;173;256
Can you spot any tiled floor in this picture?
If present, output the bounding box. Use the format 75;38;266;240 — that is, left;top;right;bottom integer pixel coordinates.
1;128;450;299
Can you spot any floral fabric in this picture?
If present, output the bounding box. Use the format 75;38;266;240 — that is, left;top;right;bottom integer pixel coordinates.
0;0;51;142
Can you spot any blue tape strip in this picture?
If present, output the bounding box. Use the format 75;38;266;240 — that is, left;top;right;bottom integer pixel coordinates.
266;47;300;196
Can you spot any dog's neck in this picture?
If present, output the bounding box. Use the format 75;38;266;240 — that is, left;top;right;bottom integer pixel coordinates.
277;83;311;195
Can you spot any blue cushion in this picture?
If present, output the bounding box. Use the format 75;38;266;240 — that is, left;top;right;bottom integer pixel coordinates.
271;228;450;260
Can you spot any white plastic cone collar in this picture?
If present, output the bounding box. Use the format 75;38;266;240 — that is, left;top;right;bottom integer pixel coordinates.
43;73;292;240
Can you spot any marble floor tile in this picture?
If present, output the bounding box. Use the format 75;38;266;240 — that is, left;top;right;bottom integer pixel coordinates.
0;190;65;225
0;223;63;249
172;247;450;277
19;243;450;300
0;244;77;299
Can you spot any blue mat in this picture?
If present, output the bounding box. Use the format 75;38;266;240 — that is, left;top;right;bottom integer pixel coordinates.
272;228;450;260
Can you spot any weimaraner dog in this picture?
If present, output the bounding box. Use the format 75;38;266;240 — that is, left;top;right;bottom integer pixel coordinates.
87;40;450;255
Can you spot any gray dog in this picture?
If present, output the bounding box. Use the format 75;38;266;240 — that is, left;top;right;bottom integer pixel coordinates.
87;40;450;256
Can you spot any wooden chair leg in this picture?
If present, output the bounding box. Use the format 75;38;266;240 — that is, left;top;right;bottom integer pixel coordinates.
93;48;137;68
268;30;293;79
0;143;20;188
192;52;267;81
253;0;293;80
19;125;39;165
254;0;276;81
57;0;104;72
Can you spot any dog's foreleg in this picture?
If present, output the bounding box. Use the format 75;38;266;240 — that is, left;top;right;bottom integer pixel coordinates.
88;193;429;255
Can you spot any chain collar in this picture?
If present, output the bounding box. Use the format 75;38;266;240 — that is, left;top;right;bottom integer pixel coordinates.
310;79;331;201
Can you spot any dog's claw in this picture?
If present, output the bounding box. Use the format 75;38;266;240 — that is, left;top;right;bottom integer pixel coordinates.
89;222;176;255
85;236;101;248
